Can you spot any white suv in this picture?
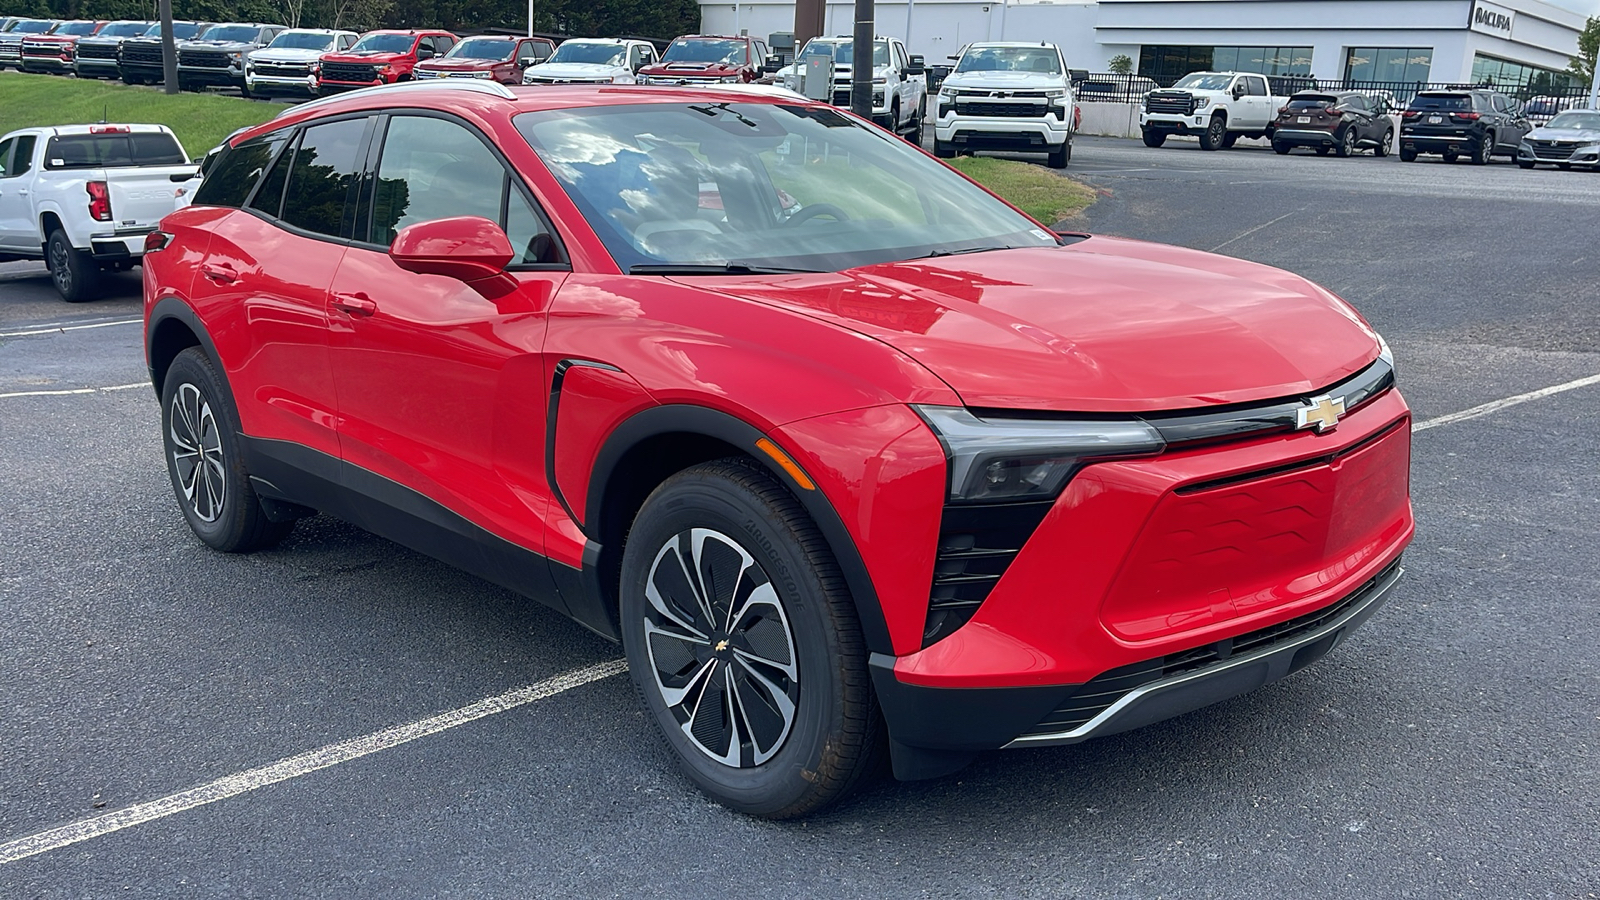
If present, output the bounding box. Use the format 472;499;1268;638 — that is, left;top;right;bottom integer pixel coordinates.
933;42;1074;168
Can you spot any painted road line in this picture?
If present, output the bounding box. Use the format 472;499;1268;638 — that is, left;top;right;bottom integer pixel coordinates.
1209;210;1300;253
0;659;628;866
0;318;142;338
1414;372;1600;433
0;382;147;400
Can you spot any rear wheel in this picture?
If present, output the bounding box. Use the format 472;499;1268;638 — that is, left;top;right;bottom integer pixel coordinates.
1374;128;1392;157
1198;115;1227;150
160;348;294;552
620;458;883;819
1141;128;1166;148
1335;126;1357;158
1399;148;1418;162
1272;141;1291;155
904;98;924;146
46;229;99;303
1471;133;1493;165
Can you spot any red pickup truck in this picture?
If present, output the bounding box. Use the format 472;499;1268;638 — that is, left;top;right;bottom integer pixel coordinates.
315;28;456;92
412;35;553;84
637;33;768;85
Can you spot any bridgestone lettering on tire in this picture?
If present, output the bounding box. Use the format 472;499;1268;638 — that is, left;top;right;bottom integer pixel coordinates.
620;458;883;818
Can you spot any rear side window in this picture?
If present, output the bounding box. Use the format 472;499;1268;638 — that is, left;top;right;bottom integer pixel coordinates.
1410;94;1470;111
247;141;292;218
11;135;36;175
281;117;368;238
192;131;290;208
44;132;187;169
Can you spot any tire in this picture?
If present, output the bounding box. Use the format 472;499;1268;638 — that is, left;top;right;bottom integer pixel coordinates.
239;79;252;99
1272;141;1290;155
46;229;100;303
1557;162;1572;170
933;138;955;159
1443;149;1459;163
1199;115;1226;151
1335;126;1356;158
620;458;884;819
1141;128;1166;148
889;100;900;135
1374;128;1392;157
1471;133;1493;165
160;347;294;552
904;98;923;146
1518;160;1536;169
1315;146;1330;156
1400;148;1418;162
1045;139;1069;169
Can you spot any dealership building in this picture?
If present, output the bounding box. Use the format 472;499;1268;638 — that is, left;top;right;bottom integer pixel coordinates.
697;0;1588;88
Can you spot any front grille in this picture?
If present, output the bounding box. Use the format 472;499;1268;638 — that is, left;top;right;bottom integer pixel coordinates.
320;62;377;82
1145;93;1195;115
253;61;309;77
21;42;65;58
76;42;119;60
526;75;606;84
179;49;231;69
923;501;1054;647
1530;139;1577;160
121;43;162;65
955;100;1047;118
832;87;850;106
1020;559;1401;736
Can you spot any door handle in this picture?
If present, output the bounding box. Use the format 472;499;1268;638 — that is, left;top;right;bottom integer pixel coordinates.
333;292;377;316
201;263;237;284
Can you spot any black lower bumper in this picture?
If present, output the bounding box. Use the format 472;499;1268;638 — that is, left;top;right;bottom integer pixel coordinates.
178;68;243;88
1401;134;1485;154
871;561;1403;778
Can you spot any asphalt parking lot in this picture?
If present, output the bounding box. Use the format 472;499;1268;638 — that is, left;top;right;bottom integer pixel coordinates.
2;135;1597;898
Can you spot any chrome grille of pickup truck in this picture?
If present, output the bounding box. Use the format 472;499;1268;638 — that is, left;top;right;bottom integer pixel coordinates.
954;92;1049;118
1145;92;1195;115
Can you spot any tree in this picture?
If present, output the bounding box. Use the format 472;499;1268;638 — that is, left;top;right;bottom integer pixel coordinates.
1107;54;1132;75
1569;15;1599;88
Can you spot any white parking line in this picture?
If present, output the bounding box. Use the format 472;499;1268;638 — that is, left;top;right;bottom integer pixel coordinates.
1413;372;1600;432
0;382;146;399
0;659;627;866
0;318;142;338
1209;210;1300;253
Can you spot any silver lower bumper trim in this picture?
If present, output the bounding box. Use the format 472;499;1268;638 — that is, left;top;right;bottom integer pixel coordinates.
1005;564;1404;748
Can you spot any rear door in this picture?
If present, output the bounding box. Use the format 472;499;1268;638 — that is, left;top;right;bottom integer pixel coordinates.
0;134;40;252
326;111;570;550
1243;75;1271;127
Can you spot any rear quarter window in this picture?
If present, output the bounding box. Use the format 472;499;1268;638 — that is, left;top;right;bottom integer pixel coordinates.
191;131;291;209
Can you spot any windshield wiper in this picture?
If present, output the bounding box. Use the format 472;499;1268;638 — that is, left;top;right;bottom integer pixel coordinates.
629;263;824;276
909;245;1014;261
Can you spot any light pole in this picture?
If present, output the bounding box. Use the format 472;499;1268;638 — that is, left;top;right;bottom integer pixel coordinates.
158;0;176;95
850;0;874;118
527;0;534;37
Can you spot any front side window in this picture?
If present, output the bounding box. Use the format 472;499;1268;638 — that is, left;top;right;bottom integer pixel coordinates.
192;131;291;209
516;101;1055;273
281;117;367;238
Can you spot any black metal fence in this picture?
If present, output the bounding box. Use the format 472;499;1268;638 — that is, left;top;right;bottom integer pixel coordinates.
1071;72;1593;121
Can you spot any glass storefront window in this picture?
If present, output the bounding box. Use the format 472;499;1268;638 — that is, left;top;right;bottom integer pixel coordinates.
1470;54;1576;91
1345;47;1433;83
1137;45;1312;84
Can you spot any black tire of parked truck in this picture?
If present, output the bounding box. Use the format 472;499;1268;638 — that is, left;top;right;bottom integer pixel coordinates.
1141;128;1166;148
1046;138;1070;169
47;229;101;303
1198;114;1227;151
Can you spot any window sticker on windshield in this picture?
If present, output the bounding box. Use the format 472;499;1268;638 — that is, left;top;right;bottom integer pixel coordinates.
1030;229;1053;241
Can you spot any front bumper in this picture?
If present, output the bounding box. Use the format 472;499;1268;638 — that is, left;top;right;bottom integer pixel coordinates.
1518;142;1600;167
178;64;244;86
0;49;21;67
935;113;1070;148
20;56;74;72
74;58;121;75
246;72;318;94
1140;112;1213;135
870;383;1414;758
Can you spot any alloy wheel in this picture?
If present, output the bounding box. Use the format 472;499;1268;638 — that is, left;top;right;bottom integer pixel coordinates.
48;237;71;296
168;382;226;523
642;527;799;768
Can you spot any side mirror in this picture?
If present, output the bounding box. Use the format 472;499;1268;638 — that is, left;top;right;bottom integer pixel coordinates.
763;53;783;73
416;48;434;60
1231;85;1245;100
389;216;516;299
518;57;534;68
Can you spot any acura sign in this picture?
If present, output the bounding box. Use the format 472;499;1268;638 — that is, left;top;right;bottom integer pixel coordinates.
1470;0;1516;39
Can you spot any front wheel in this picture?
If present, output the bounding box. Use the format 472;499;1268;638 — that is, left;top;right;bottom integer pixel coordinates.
46;229;100;303
238;79;252;99
1046;139;1070;169
1141;128;1166;148
933;138;955;159
620;458;883;818
1198;115;1227;150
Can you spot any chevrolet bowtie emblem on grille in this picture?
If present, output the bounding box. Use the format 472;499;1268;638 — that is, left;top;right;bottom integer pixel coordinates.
1296;395;1347;433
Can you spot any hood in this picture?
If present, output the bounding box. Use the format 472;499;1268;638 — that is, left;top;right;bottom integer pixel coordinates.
526;61;626;78
250;47;328;63
418;57;498;71
22;34;76;44
940;71;1066;91
322;49;409;63
641;60;742;78
1527;125;1600;142
181;39;259;51
76;34;137;45
683;237;1379;412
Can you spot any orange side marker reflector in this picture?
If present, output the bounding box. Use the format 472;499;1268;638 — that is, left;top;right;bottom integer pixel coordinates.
755;438;816;491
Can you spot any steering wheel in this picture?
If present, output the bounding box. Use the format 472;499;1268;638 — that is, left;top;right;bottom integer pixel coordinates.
782;203;851;226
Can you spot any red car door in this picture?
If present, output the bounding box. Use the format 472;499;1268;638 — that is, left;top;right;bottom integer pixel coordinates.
182;125;353;462
326;112;569;552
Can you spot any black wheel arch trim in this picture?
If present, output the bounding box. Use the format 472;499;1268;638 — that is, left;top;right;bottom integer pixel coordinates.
584;403;895;656
147;295;225;398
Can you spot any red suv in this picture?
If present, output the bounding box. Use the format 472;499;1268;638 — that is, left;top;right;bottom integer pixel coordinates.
315;29;455;92
638;33;767;85
144;81;1413;818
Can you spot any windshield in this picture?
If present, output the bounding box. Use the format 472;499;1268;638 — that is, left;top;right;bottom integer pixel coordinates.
203;25;263;43
797;39;888;67
54;21;100;36
662;38;746;65
269;31;335;50
447;37;513;60
12;21;55;34
100;22;150;37
1410;93;1471;111
351;33;415;53
516;102;1056;272
955;46;1061;75
146;22;203;40
1173;73;1233;91
547;41;626;66
1546;111;1600;130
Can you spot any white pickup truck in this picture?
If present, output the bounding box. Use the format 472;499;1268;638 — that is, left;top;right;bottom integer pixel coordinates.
1139;71;1287;151
779;35;927;142
933;41;1075;168
0;124;196;301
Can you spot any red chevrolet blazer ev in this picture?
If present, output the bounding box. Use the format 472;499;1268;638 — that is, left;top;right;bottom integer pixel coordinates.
143;80;1414;818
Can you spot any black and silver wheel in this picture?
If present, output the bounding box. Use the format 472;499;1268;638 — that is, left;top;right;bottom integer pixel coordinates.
1471;133;1493;165
621;459;882;818
1199;115;1226;150
1336;126;1356;157
1374;128;1392;157
47;229;99;303
161;347;293;552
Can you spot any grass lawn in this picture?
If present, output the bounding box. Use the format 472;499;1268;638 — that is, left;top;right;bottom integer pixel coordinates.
947;156;1097;225
0;71;277;158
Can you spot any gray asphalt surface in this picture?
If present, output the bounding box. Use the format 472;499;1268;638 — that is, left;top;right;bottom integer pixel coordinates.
1;136;1597;898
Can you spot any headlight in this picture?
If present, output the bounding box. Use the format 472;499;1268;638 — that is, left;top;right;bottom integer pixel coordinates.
474;71;493;78
938;86;955;99
1377;332;1394;367
637;74;651;84
377;64;391;72
720;75;739;83
1193;97;1209;109
916;406;1165;504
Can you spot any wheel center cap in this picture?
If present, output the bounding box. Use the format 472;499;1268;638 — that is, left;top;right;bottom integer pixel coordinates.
714;638;730;653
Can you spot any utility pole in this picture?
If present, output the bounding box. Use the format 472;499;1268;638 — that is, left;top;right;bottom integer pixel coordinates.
158;0;176;95
850;0;874;118
795;0;824;51
527;0;534;37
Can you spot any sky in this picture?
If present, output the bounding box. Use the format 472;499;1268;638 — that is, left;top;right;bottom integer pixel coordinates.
1554;0;1600;16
